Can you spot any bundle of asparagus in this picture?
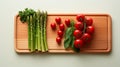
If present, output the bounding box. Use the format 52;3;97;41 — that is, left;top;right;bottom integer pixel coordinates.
19;8;48;52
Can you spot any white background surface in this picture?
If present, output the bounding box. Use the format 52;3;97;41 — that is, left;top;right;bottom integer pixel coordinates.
0;0;120;67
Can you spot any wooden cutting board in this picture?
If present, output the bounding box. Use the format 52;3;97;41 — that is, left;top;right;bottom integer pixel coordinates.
14;14;112;53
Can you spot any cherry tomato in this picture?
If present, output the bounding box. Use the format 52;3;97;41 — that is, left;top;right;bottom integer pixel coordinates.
57;30;63;38
74;39;84;48
65;19;70;27
76;14;85;22
59;24;65;31
86;26;94;34
73;30;82;39
50;23;56;30
55;17;61;24
86;17;93;26
56;37;61;44
81;33;91;43
75;22;84;30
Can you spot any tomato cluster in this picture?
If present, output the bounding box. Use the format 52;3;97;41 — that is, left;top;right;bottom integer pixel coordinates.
74;14;94;49
51;17;65;44
50;14;94;49
51;16;73;44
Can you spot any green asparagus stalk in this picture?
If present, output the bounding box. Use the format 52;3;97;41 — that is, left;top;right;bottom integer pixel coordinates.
30;15;34;52
40;11;45;52
36;10;42;51
43;11;48;51
27;16;31;50
34;14;38;50
32;13;36;51
42;12;45;52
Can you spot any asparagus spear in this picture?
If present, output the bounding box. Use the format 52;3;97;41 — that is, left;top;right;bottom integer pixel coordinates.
30;15;34;52
34;13;38;50
36;10;42;51
43;11;48;51
32;13;36;51
27;16;31;50
40;12;45;52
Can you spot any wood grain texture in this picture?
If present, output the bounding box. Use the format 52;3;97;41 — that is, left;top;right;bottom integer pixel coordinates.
14;14;112;53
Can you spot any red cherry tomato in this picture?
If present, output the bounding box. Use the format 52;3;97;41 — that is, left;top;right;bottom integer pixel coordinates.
75;22;84;30
86;17;93;26
57;30;63;38
73;30;82;39
81;33;91;43
56;37;61;44
65;19;70;27
76;14;85;22
59;24;65;31
50;23;56;30
74;39;84;48
86;26;94;34
55;17;61;24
